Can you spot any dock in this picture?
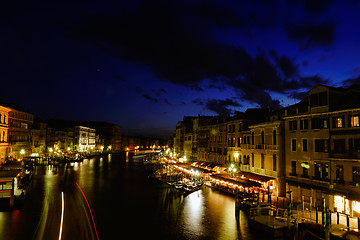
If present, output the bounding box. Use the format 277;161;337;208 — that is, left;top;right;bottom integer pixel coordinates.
248;207;294;239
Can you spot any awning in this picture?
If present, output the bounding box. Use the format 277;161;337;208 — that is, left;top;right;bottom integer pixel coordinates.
210;174;261;188
0;169;21;181
240;172;275;183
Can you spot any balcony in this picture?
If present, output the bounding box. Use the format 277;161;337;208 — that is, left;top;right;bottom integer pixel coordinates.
248;144;279;150
330;152;360;160
248;166;277;178
240;164;250;172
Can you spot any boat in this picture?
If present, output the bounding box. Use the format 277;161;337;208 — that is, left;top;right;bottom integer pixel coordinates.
174;182;184;189
239;198;270;213
183;182;203;192
62;153;84;162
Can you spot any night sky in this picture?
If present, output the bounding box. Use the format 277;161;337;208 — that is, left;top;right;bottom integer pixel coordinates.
2;0;360;137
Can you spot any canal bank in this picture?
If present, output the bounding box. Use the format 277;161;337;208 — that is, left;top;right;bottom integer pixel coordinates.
0;152;260;240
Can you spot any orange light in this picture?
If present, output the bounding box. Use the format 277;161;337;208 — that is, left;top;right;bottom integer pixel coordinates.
16;172;21;177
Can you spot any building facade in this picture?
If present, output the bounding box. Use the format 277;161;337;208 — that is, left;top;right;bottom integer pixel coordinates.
8;108;34;160
0;106;10;165
74;126;96;152
285;85;360;217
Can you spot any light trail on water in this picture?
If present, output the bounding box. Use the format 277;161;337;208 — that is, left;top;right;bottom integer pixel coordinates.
76;182;99;240
31;186;49;240
58;192;64;240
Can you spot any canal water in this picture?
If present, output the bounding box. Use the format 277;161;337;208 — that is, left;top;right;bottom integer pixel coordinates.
0;152;258;240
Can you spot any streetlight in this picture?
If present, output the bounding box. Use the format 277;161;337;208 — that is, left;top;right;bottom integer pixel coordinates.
20;149;25;160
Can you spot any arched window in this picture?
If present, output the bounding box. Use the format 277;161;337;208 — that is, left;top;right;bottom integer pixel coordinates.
261;154;265;169
273;130;277;145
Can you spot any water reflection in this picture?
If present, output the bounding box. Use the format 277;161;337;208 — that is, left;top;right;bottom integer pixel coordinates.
182;191;205;238
0;153;257;240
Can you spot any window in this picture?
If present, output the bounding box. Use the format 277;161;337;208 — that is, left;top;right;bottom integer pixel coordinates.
261;154;264;169
336;118;343;128
353;167;360;186
315;139;328;152
336;165;344;183
300;119;309;130
291;139;297;152
332;116;344;128
251;153;254;167
310;91;328;107
302;162;309;178
349;139;360;154
311;118;329;129
334;139;346;153
289;120;297;131
302;139;308;152
273;130;277;145
237;137;241;147
314;163;321;179
238;123;242;131
273;155;277;171
350;116;360;127
251;132;254;145
322;164;329;181
314;162;329;181
261;131;265;144
291;161;297;176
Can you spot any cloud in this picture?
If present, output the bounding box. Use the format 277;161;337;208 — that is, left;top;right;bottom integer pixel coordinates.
193;98;241;116
304;0;334;14
67;0;333;109
114;74;126;82
164;98;172;106
284;23;335;50
342;76;360;87
288;91;308;100
142;94;158;103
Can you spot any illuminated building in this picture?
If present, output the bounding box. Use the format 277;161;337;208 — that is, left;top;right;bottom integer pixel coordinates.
82;121;122;151
285;85;360;217
8;108;33;160
0;106;10;165
30;122;47;157
74;126;96;152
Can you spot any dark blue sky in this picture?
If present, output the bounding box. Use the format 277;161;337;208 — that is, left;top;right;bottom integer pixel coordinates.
2;0;360;137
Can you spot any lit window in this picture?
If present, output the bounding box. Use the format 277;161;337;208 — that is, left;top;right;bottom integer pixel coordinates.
336;118;343;128
352;116;360;127
334;195;345;213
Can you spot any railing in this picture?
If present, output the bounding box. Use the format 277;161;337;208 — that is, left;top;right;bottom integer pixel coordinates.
249;166;277;177
330;152;360;159
240;164;250;172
